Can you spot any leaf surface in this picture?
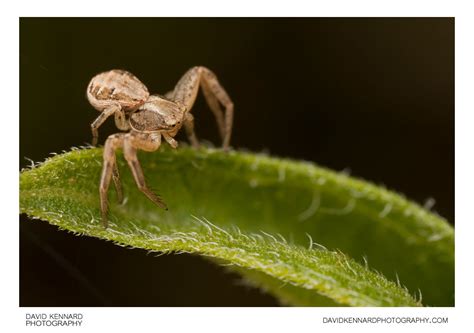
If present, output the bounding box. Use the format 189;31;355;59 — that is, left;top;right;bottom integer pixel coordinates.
20;146;454;306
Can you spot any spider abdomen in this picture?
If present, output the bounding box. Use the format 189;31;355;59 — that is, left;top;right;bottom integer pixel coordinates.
87;69;149;112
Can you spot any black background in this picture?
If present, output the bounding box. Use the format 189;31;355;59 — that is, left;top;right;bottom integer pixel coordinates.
20;18;454;306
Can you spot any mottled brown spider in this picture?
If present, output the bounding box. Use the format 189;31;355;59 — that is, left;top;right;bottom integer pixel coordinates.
87;67;234;227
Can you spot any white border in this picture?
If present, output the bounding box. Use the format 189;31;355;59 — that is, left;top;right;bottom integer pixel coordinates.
4;0;473;332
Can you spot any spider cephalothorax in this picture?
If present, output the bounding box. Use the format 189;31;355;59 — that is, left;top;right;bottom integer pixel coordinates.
130;95;186;132
87;67;234;227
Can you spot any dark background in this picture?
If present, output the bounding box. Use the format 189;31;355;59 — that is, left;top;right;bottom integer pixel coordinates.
20;18;454;306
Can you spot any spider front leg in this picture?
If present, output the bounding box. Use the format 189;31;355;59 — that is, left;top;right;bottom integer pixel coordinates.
99;132;167;228
90;104;121;146
100;133;125;227
112;162;124;204
123;132;168;211
170;66;234;150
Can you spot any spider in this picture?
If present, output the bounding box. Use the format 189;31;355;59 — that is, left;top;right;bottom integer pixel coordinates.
87;66;234;227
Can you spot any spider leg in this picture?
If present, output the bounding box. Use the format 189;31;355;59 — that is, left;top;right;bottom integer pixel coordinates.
114;109;130;131
90;104;121;146
201;79;226;140
100;133;125;227
183;113;199;148
170;66;234;150
199;68;234;150
112;162;124;204
123;132;168;210
162;133;179;149
164;90;174;99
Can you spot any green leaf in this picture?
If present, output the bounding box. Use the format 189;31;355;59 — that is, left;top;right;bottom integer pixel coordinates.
19;146;453;306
